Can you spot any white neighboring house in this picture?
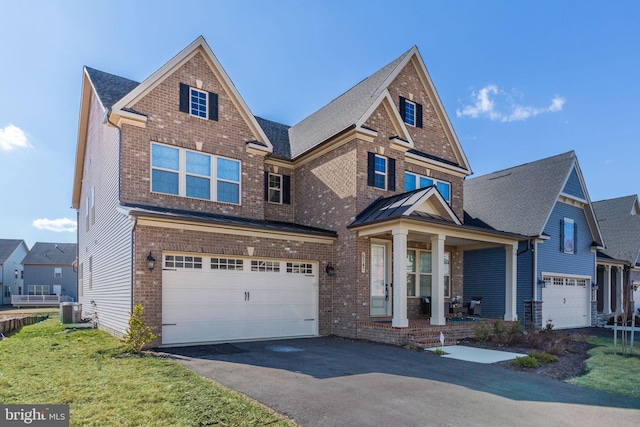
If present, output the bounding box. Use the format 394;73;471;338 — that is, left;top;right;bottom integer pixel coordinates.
0;239;28;305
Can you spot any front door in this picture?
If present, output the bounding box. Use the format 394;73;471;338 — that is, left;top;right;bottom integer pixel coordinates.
370;244;391;316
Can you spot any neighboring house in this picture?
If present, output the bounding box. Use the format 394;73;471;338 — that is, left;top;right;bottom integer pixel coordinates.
21;242;78;302
71;36;521;347
0;239;28;305
464;151;604;329
592;195;640;318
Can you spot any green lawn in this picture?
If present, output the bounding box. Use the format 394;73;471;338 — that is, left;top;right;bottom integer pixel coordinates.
0;319;294;426
568;337;640;399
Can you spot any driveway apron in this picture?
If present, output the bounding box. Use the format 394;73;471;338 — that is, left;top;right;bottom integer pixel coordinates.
162;337;640;427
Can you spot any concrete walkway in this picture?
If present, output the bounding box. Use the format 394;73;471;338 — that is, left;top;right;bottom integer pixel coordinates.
163;337;640;427
426;345;525;363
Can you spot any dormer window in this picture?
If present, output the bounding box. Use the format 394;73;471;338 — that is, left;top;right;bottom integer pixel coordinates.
399;96;423;128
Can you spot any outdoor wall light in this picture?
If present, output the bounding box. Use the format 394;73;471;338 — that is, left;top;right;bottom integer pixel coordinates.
538;279;547;288
146;251;156;271
591;282;599;290
325;262;335;276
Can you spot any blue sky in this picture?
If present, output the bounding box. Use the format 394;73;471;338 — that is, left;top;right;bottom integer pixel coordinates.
1;1;639;248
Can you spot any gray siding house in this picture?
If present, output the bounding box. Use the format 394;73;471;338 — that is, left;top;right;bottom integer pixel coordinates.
22;242;78;302
593;195;640;319
463;151;604;329
0;239;28;305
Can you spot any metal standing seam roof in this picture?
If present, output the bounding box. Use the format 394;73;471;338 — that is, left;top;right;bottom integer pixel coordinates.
22;242;78;265
287;48;414;159
593;195;640;265
0;239;24;264
463;151;578;237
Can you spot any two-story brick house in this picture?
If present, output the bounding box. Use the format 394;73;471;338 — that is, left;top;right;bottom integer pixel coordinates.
72;37;522;347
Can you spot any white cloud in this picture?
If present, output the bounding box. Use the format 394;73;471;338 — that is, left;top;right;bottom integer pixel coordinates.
0;124;31;151
456;85;565;122
32;218;77;233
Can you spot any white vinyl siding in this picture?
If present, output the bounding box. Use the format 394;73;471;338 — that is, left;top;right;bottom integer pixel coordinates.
77;91;133;336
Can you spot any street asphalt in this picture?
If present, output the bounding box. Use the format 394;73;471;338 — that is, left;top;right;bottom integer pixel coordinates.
161;336;640;427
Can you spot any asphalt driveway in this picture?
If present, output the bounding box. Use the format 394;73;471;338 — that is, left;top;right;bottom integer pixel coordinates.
162;337;640;427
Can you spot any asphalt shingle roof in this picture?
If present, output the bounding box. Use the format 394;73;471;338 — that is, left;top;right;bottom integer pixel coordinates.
22;243;77;265
0;239;24;264
593;195;640;265
85;67;140;109
288;48;413;159
255;117;291;159
464;151;577;237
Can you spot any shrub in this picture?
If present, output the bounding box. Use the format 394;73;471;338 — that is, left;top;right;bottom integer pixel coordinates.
122;304;158;352
474;323;494;341
529;351;558;364
511;355;539;368
432;348;448;355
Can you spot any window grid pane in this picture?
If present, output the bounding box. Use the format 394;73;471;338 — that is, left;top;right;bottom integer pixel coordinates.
186;175;211;199
404;101;415;126
405;173;416;191
190;88;207;118
152;170;179;195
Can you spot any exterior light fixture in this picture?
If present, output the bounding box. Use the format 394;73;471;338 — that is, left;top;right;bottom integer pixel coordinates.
325;262;335;276
146;252;156;271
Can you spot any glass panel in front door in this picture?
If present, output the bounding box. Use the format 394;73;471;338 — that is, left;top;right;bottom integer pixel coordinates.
370;244;389;316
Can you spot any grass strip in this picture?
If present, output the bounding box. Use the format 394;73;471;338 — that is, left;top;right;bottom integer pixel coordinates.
568;337;640;399
0;319;294;426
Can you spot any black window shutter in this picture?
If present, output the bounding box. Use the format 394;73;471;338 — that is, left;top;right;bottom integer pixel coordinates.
399;97;406;120
416;103;423;128
573;222;578;253
264;171;269;201
283;175;291;205
179;83;189;113
367;152;375;187
208;92;219;121
388;158;396;191
560;219;564;252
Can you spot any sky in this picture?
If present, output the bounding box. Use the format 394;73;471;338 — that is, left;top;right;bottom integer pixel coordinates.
1;1;639;248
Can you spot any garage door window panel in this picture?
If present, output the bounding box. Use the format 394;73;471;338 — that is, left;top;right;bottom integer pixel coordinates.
211;258;244;271
286;262;313;274
165;255;203;269
251;260;280;272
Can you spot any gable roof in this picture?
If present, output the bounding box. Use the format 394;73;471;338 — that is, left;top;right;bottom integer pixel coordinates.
84;67;140;110
22;242;77;266
350;186;461;228
287;47;471;172
593;195;640;265
464;151;603;244
0;239;26;264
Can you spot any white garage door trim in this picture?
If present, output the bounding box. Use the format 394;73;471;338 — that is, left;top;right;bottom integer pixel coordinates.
162;253;318;346
541;273;590;329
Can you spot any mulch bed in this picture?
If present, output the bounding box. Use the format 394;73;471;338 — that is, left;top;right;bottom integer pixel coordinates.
458;332;593;381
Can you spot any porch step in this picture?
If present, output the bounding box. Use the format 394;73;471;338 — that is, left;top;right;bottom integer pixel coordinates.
413;337;458;349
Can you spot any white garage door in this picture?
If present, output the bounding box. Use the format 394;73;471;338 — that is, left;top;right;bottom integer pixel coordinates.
162;254;318;346
541;275;590;329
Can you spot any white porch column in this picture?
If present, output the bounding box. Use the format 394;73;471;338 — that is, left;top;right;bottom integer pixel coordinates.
615;267;624;313
430;234;446;326
392;228;408;327
505;244;518;321
603;265;612;314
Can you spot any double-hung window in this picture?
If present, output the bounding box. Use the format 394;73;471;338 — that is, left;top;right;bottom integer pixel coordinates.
151;143;241;204
399;96;423;128
374;155;387;190
404;172;451;203
179;83;218;121
268;173;282;204
406;249;450;298
54;267;62;278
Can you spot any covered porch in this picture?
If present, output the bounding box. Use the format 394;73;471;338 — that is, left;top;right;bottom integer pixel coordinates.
349;187;523;338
